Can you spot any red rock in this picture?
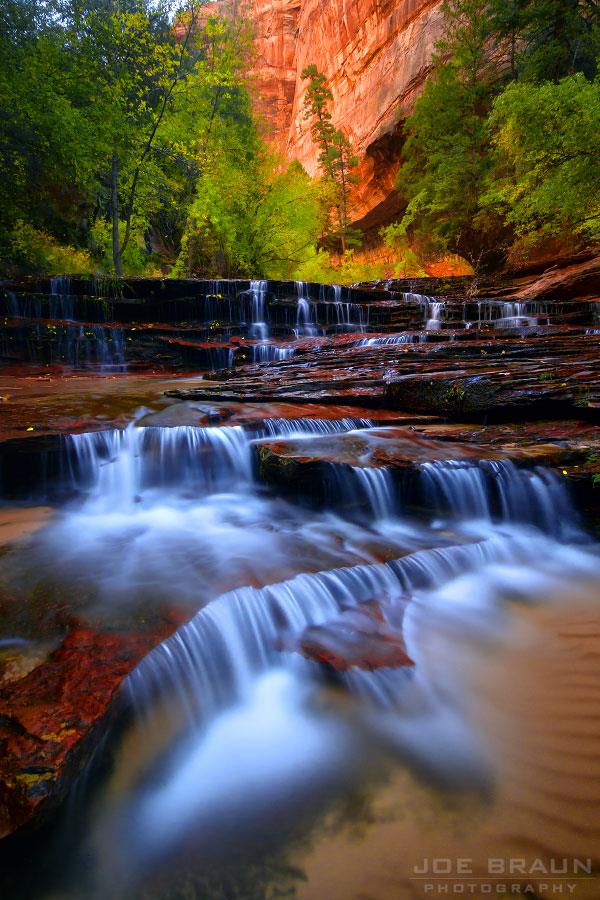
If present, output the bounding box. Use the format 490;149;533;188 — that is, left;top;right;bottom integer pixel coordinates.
291;601;414;671
247;0;445;229
0;626;173;839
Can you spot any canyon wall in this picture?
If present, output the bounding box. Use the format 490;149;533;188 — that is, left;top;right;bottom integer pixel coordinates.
248;0;445;232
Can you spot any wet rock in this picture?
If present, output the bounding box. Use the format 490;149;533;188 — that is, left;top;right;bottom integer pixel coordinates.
383;358;600;416
289;601;414;672
0;625;173;839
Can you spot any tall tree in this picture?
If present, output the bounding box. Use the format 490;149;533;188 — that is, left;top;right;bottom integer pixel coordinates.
484;73;600;251
301;65;359;253
393;0;507;270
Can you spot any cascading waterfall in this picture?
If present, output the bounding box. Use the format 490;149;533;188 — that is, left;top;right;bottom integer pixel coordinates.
419;459;581;538
59;419;378;504
295;281;319;336
252;344;295;364
125;524;564;728
426;300;444;331
63;424;253;507
356;333;417;347
248;280;269;340
49;275;75;321
259;417;373;438
347;466;396;519
474;300;551;328
4;404;596;893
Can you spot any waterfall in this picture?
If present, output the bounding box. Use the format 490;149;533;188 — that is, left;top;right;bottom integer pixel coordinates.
426;300;444;331
402;292;435;304
419;459;580;538
475;300;550;328
348;466;396;519
59;420;379;505
124;524;562;728
63;425;253;508
295;281;318;336
252;344;295;364
125;558;404;723
248;280;269;340
356;333;417;347
259;417;372;438
49;275;75;321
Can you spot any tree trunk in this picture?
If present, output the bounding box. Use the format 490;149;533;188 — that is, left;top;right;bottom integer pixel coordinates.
111;153;123;277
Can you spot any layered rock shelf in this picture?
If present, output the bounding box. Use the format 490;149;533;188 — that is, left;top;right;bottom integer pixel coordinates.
0;254;599;847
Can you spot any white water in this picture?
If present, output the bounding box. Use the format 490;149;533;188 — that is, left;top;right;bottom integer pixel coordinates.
4;419;598;897
420;459;581;539
356;333;417;347
248;279;269;340
295;281;319;336
426;300;444;331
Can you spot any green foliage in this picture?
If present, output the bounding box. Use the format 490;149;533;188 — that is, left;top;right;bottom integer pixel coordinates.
176;145;324;279
484;74;600;246
301;66;361;252
8;222;94;276
293;249;385;285
380;224;428;277
393;0;600;272
0;0;264;277
394;1;507;271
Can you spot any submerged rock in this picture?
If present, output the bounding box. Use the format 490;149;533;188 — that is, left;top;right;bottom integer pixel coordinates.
290;601;414;672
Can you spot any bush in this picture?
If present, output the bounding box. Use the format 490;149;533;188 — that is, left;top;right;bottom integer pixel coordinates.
6;221;94;277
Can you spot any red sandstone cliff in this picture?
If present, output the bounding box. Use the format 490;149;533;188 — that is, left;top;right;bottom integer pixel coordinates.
248;0;445;232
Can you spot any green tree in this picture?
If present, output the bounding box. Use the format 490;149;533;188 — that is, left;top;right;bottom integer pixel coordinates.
301;65;360;252
516;0;599;82
393;0;507;271
484;74;600;250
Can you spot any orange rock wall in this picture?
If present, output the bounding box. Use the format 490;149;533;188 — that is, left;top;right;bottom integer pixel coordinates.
247;0;445;228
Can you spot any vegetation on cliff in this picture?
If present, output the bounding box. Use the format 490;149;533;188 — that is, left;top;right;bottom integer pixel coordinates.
394;0;600;271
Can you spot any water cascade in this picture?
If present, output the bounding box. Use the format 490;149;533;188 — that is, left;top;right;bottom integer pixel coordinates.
356;333;418;347
248;280;269;340
420;459;581;538
426;300;444;331
295;281;319;336
63;424;253;506
252;344;295;364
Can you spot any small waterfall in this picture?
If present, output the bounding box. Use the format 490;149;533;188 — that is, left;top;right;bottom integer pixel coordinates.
419;459;580;537
49;275;75;321
259;417;372;438
426;300;444;331
124;558;408;724
63;425;253;508
356;333;417;347
124;525;554;727
402;292;435;304
349;466;396;519
252;344;295;364
295;281;318;336
475;300;550;328
248;280;269;340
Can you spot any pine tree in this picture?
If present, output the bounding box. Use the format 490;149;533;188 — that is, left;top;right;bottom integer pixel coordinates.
301;65;360;252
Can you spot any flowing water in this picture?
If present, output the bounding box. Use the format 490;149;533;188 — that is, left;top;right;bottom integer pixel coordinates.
1;408;599;900
1;281;600;899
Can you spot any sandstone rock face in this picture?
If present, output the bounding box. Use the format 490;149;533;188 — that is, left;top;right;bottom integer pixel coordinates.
248;0;445;227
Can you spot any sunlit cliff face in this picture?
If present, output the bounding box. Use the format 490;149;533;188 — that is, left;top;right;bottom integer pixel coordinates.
248;0;445;227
